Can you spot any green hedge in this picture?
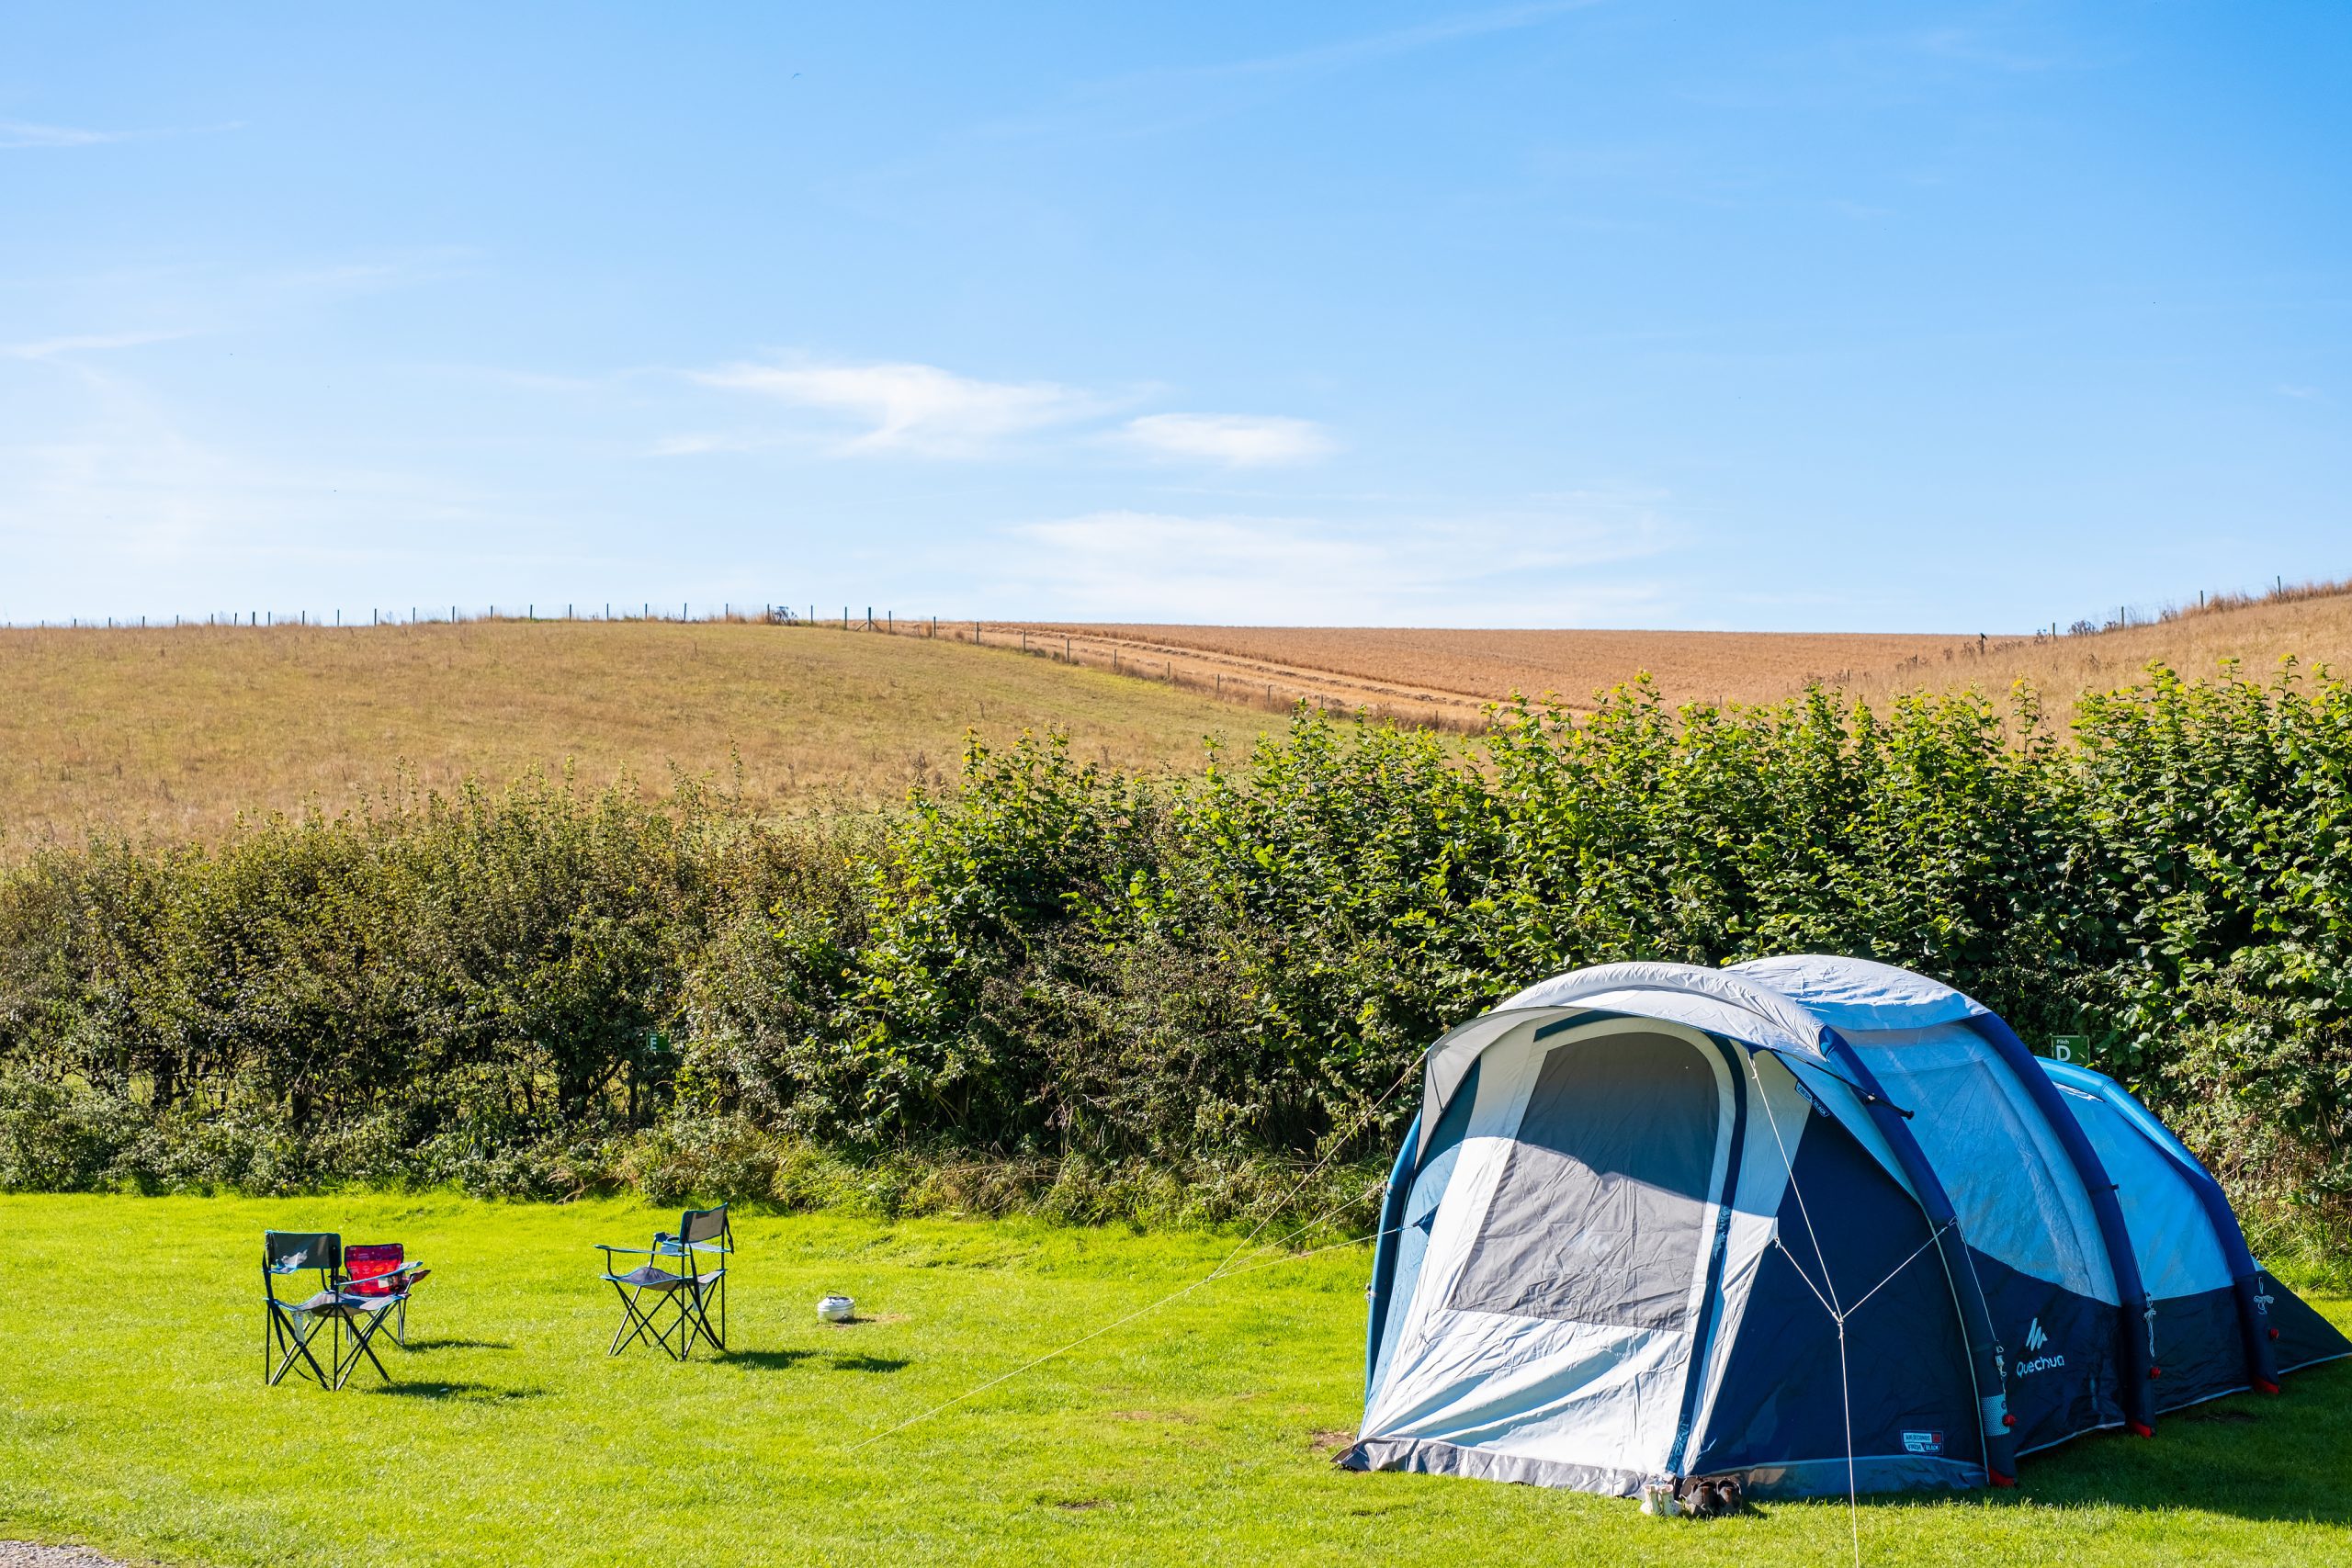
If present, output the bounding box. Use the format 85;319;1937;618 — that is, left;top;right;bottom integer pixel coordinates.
1;664;2346;1265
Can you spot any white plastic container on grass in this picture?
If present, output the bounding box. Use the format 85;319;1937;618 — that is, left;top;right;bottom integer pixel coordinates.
817;1294;854;1323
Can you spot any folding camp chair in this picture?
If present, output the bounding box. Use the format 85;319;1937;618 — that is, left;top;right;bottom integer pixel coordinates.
261;1231;412;1389
344;1242;431;1347
595;1204;731;1359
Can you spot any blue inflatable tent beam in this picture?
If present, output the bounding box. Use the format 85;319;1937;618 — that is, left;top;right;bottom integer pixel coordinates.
1816;1026;2018;1485
1963;1013;2160;1437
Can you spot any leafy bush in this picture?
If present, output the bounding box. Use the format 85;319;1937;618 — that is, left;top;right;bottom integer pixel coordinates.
1;664;2346;1258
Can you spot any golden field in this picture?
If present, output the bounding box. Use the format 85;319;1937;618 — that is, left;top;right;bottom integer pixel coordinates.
1016;624;1962;720
0;620;1249;852
1023;585;2352;717
7;586;2350;851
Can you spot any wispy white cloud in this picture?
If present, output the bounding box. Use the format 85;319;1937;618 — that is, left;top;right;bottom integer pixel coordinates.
2;329;191;360
0;118;242;150
1119;412;1336;468
1187;0;1606;85
986;498;1670;622
690;357;1111;457
683;355;1333;466
0;119;124;148
1906;26;2060;74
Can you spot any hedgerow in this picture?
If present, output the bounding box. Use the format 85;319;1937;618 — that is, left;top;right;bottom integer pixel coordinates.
0;663;2344;1267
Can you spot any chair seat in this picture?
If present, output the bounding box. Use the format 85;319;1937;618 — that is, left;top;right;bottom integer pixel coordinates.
288;1289;398;1316
605;1265;688;1290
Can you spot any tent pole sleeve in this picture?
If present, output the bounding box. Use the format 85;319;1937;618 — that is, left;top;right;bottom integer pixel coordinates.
1819;1027;2018;1484
1363;1110;1422;1400
2043;1060;2280;1393
1964;1015;2158;1434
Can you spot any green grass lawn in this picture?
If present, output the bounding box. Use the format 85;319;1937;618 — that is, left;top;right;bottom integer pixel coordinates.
2;1195;2346;1567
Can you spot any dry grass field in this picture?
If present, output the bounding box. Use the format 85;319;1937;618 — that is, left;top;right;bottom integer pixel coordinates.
1023;583;2352;717
0;620;1248;852
1017;624;1962;720
10;585;2350;852
1829;586;2352;712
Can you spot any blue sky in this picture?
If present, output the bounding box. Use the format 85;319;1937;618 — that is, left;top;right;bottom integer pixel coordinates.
3;2;2346;629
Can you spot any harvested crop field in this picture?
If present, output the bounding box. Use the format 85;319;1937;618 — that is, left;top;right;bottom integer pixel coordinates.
1023;584;2352;717
1018;624;1975;717
0;620;1248;852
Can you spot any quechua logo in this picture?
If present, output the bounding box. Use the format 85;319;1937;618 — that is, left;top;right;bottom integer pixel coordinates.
2017;1317;2065;1376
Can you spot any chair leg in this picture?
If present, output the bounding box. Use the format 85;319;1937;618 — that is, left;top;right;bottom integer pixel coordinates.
608;1283;680;1357
680;1281;724;1359
334;1309;398;1390
267;1307;332;1388
656;1291;690;1359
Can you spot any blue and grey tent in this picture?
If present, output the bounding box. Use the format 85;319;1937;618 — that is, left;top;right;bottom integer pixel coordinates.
1344;955;2346;1499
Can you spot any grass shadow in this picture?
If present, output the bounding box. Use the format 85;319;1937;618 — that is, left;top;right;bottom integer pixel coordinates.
831;1354;911;1374
1841;1360;2352;1526
366;1381;546;1402
721;1349;818;1371
399;1337;514;1353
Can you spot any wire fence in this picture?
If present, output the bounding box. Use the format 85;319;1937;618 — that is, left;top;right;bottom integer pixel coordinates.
29;571;2335;732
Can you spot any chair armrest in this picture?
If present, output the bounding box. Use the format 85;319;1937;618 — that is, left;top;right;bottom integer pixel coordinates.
595;1244;654;1257
344;1259;428;1285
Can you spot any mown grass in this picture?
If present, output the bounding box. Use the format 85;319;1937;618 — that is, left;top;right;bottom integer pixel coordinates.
2;1195;2346;1567
0;621;1250;852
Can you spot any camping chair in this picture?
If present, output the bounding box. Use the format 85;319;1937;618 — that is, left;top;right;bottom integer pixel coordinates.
344;1242;431;1347
261;1231;411;1389
595;1204;731;1359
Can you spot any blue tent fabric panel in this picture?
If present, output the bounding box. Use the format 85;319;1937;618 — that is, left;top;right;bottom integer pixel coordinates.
2261;1269;2352;1373
1368;1059;1480;1401
2151;1285;2258;1412
2054;1082;2233;1299
1849;1032;2117;1305
1967;1248;2123;1452
1690;1109;1980;1494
